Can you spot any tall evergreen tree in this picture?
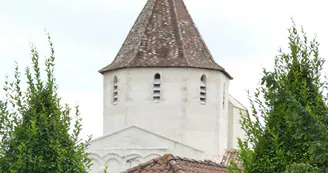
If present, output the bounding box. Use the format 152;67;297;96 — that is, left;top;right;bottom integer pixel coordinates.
0;34;92;173
231;22;328;172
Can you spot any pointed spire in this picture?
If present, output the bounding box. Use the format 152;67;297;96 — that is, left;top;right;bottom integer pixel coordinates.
99;0;232;79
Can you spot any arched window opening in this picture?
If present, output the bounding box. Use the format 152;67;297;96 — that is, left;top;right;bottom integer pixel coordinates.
200;75;206;104
153;73;161;102
113;76;118;104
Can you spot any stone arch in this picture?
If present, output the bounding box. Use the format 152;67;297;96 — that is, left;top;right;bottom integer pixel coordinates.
154;73;161;79
125;153;143;169
89;153;102;160
143;153;161;162
88;153;102;172
102;152;123;162
125;153;143;160
98;153;123;173
105;158;121;173
201;74;207;83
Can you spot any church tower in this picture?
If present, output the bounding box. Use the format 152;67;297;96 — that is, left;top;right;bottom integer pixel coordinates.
88;0;245;172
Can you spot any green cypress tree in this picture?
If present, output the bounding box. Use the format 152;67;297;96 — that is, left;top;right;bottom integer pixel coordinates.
0;33;92;173
231;22;328;172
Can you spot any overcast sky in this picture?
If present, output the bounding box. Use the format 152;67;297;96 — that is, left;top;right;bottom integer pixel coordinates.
1;0;328;139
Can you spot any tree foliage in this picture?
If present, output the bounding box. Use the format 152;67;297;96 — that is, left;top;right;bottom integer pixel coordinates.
0;34;92;173
231;22;328;172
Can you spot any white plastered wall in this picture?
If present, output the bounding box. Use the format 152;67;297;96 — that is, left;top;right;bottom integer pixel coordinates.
102;67;230;161
227;95;246;149
88;126;204;173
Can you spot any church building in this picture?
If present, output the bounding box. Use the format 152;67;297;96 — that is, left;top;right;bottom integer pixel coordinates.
87;0;246;172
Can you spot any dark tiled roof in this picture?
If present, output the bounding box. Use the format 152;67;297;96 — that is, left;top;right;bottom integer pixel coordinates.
99;0;232;79
122;154;228;173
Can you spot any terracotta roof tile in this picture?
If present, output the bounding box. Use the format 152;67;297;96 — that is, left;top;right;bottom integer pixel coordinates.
220;149;243;169
99;0;232;79
122;154;228;173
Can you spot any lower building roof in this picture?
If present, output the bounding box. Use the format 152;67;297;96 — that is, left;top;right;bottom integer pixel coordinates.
122;154;228;173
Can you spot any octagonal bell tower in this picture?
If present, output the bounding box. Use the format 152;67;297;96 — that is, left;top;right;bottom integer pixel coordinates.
99;0;233;160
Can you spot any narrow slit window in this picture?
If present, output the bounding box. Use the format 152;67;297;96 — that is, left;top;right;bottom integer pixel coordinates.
223;83;226;109
153;73;161;102
200;75;206;104
113;76;118;104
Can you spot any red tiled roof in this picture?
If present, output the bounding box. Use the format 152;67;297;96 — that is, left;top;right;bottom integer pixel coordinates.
99;0;232;79
122;154;228;173
220;149;243;169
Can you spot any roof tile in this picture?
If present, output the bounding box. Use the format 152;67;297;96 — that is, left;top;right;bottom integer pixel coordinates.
99;0;232;79
122;154;228;173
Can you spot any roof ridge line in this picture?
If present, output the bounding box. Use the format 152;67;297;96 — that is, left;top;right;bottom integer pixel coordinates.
98;0;152;73
99;0;157;73
125;0;158;66
98;1;151;73
179;0;221;68
126;0;157;66
165;154;185;173
176;156;226;168
229;94;247;109
171;0;189;66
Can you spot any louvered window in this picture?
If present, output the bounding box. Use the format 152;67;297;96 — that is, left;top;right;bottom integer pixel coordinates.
200;75;206;104
113;76;118;104
153;73;161;102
